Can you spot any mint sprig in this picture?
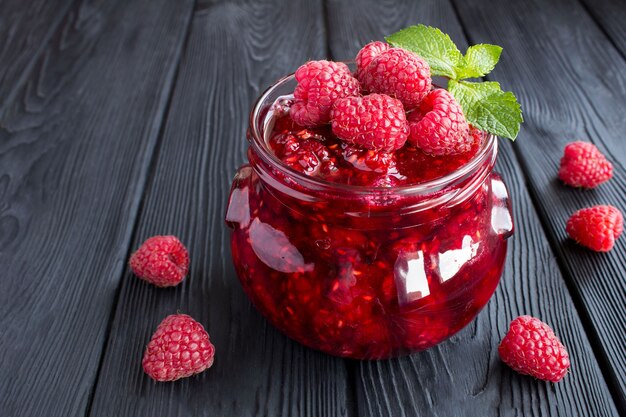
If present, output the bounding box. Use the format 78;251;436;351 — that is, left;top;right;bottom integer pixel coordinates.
449;80;522;139
386;25;522;140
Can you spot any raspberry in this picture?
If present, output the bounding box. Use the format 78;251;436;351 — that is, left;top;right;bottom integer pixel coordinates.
129;236;189;287
558;141;613;188
142;314;215;382
498;316;570;382
361;48;431;109
355;41;390;80
566;205;623;252
407;89;471;155
331;94;409;151
290;60;360;127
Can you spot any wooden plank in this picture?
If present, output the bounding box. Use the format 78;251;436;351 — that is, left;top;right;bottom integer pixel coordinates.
578;0;626;58
450;0;626;410
325;0;620;415
87;1;350;416
0;0;194;416
0;0;75;111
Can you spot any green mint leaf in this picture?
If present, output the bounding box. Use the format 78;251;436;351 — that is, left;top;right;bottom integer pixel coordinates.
448;80;523;140
386;25;463;79
385;25;523;138
455;44;503;79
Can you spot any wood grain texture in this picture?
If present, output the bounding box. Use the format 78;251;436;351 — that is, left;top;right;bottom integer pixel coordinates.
578;0;626;58
450;0;626;410
326;0;619;415
0;0;75;112
87;1;350;416
0;0;194;415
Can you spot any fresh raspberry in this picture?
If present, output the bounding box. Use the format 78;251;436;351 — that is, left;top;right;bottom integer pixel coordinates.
361;48;431;109
331;94;409;151
355;41;390;80
558;141;613;188
566;205;623;252
407;89;471;155
142;314;215;382
498;316;570;382
129;236;189;287
290;60;360;127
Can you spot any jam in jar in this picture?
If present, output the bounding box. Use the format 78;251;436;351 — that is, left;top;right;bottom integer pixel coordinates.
225;74;514;359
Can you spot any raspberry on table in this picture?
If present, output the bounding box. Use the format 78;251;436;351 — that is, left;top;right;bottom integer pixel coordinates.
142;314;215;382
361;47;431;109
558;141;613;188
407;89;471;156
566;205;623;252
498;315;570;382
355;41;390;80
129;235;189;287
290;60;360;127
331;93;409;151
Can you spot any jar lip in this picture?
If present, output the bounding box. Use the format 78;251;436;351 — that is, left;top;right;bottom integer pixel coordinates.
248;71;497;197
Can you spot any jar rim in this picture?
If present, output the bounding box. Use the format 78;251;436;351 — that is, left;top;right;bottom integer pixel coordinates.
248;71;497;197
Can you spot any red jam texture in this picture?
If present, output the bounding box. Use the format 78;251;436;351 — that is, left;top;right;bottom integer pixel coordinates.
267;111;484;187
226;101;512;359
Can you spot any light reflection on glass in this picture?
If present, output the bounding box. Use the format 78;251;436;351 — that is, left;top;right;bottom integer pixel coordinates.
225;186;251;227
249;218;314;273
394;250;430;305
491;206;513;236
438;235;479;282
491;178;513;236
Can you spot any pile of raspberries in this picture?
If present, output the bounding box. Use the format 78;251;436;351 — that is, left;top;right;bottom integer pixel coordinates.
290;42;477;156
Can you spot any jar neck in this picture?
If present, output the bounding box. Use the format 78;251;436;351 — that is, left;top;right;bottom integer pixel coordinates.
248;139;497;219
248;136;498;210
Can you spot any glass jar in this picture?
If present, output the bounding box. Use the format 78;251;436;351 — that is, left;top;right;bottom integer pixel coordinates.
225;73;514;360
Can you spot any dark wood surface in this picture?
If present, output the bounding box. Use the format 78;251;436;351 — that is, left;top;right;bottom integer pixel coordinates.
89;2;349;416
450;0;626;410
0;0;74;111
0;0;623;416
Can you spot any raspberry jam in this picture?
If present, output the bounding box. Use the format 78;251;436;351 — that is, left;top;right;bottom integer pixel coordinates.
226;74;514;359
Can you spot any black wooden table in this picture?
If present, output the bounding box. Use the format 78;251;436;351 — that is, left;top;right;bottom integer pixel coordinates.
1;0;624;415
